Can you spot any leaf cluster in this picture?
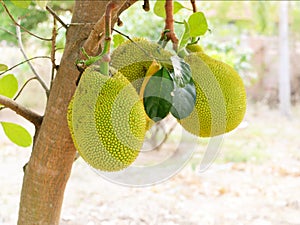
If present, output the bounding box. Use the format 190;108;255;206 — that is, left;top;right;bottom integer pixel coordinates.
0;64;32;147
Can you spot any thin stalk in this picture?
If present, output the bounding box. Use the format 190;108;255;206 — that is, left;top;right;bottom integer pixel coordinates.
16;20;50;97
0;56;51;76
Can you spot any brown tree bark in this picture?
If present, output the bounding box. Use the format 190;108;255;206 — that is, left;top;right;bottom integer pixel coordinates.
17;1;109;224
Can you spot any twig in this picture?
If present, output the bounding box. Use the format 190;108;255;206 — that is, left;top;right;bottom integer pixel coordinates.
160;0;179;51
143;0;150;11
50;18;57;88
190;0;197;13
0;95;43;128
16;20;50;97
100;1;116;75
82;0;138;57
117;17;123;26
112;28;131;40
13;77;37;101
0;56;51;76
46;6;68;29
0;0;52;41
154;120;177;151
104;1;115;55
75;1;118;73
0;27;17;38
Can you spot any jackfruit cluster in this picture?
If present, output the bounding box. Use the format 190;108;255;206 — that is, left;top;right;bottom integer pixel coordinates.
68;66;147;171
111;40;246;138
178;50;247;137
68;39;247;172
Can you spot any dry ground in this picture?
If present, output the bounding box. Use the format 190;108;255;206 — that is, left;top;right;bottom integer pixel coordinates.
1;103;300;225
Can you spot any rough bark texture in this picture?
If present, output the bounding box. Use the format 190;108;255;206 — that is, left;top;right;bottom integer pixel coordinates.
17;1;109;224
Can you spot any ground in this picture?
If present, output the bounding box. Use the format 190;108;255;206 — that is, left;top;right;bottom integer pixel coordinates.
1;103;300;225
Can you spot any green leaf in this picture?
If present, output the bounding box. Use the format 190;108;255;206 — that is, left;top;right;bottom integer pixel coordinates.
170;79;196;119
178;20;191;53
0;64;8;72
170;55;192;87
174;1;185;14
143;67;174;122
188;12;208;37
113;34;125;48
35;0;48;9
154;0;185;18
0;74;18;99
10;0;32;8
1;122;32;147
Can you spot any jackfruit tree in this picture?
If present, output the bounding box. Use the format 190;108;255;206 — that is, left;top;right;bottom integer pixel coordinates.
0;0;246;224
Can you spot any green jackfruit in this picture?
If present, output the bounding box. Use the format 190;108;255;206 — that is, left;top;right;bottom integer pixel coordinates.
110;37;173;93
178;52;246;137
186;44;204;53
68;66;147;171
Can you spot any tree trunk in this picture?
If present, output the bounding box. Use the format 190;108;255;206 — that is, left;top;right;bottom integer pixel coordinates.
278;1;291;118
17;1;108;224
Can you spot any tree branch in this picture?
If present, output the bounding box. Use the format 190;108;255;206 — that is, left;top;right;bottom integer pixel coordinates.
0;0;52;41
160;0;179;51
46;6;68;29
0;56;51;76
190;0;197;13
50;18;58;89
143;0;150;11
0;95;43;128
16;20;50;97
81;0;138;58
0;27;17;38
13;77;37;101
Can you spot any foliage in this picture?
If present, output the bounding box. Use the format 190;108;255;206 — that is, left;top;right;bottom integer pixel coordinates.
0;0;48;44
0;63;32;147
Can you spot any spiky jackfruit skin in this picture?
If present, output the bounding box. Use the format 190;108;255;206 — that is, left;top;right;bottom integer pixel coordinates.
186;44;204;53
68;66;147;171
110;38;173;93
178;52;246;137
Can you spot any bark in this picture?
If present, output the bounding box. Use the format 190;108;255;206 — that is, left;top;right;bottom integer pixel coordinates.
17;1;109;224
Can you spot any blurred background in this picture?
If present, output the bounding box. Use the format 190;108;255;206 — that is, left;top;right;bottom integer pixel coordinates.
1;1;300;225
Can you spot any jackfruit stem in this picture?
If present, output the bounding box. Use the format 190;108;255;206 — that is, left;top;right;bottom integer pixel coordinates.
159;0;178;52
190;0;197;13
177;49;188;58
143;0;150;11
75;1;115;73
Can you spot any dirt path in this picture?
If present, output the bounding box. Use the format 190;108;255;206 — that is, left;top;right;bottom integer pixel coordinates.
1;104;300;225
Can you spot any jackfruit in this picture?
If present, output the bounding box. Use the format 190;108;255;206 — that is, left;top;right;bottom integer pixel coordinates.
178;52;246;137
186;44;204;53
68;66;147;171
110;37;173;93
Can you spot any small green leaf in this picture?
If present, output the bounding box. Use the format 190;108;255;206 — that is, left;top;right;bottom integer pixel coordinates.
0;74;18;99
174;1;185;14
113;34;125;48
10;0;32;8
170;55;192;87
35;0;48;9
188;12;208;37
1;122;32;147
154;0;185;18
0;64;8;72
143;67;174;122
171;79;196;119
178;20;190;53
153;1;166;18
